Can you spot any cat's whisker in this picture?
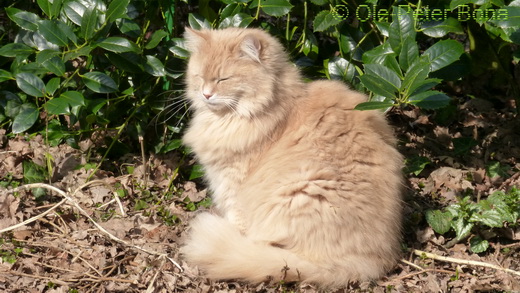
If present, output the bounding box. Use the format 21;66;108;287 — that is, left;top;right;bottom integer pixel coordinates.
150;94;192;133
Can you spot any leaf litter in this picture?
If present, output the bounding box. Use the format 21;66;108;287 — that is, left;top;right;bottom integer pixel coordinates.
0;96;519;292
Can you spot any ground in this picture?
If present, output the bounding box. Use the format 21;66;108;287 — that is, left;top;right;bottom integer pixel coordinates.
0;95;519;292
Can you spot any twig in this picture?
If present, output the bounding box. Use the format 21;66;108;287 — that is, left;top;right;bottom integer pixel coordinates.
383;268;466;284
76;179;127;217
146;257;167;293
6;183;183;272
400;258;423;271
0;198;67;234
0;270;70;286
139;135;149;189
12;240;103;276
413;249;520;277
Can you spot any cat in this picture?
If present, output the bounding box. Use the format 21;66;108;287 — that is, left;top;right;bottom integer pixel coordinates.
180;27;403;288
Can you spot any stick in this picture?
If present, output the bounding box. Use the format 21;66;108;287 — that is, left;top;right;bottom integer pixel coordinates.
0;198;67;233
413;249;520;277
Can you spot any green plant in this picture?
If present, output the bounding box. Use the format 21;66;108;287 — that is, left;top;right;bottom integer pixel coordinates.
0;0;186;171
426;187;520;253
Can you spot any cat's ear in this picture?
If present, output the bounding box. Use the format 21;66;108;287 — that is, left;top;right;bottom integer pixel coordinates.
184;27;207;53
240;34;262;63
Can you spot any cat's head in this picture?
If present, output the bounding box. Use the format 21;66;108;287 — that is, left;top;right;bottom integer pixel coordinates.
184;28;288;117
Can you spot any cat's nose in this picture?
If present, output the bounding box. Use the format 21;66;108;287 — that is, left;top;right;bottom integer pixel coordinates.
203;92;213;99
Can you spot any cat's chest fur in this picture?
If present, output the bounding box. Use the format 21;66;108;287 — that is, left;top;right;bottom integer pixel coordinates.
183;108;280;227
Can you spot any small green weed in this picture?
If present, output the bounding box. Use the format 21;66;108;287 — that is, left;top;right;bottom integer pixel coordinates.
426;187;520;253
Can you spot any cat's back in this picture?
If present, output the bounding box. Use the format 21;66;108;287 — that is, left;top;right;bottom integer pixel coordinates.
290;79;396;147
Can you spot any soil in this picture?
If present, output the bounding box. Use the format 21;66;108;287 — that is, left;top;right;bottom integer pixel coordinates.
0;95;519;292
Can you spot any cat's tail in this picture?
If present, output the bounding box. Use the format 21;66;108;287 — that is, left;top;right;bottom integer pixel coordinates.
181;213;321;285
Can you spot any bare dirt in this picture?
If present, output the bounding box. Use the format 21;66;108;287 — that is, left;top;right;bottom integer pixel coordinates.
0;96;519;292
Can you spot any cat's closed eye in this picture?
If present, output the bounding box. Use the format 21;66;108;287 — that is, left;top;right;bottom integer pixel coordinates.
217;77;232;83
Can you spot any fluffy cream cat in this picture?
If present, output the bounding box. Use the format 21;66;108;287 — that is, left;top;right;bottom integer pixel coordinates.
181;27;403;288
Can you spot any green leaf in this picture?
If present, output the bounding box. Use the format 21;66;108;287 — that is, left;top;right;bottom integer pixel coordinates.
37;50;66;76
450;0;472;10
486;161;511;178
37;0;62;18
81;7;99;39
0;43;34;58
63;0;87;25
354;101;395;110
82;72;118;93
169;38;189;58
490;6;520;28
328;57;355;81
359;74;397;99
145;30;168;49
36;49;60;64
313;10;342;32
452;217;473;240
188;13;211;30
44;98;69;115
159;139;182;154
362;42;395;64
399;37;419;72
249;0;293;17
493;202;517;224
12;103;39;134
16;73;46;97
189;164;205;180
423;39;465;72
359;64;401;99
409;78;442;96
404;156;431;175
38;20;69;46
116;18;141;38
45;119;68;146
6;8;40;31
22;160;47;183
426;210;453;234
3;91;23;118
57;21;78;45
106;52;144;73
221;3;242;20
473;210;504;228
106;0;130;23
219;13;254;28
60;91;85;107
409;91;450;109
452;137;478;155
402;58;431;96
388;7;416;53
22;160;48;198
96;37;140;53
422;18;464;38
37;0;52;17
364;64;401;90
44;56;66;76
470;236;489;253
362;43;401;77
302;29;319;58
0;69;13;82
144;55;166;76
45;77;61;95
258;0;293;17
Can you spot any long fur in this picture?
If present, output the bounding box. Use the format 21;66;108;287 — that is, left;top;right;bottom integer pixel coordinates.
181;27;403;288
